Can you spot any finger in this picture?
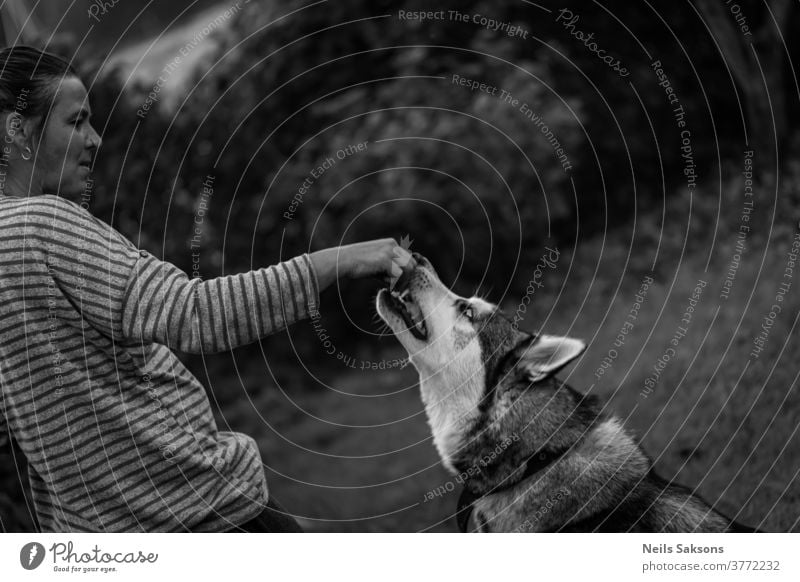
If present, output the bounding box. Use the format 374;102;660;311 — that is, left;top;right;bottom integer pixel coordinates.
393;246;413;266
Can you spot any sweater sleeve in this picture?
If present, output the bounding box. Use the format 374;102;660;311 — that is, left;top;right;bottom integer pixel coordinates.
24;195;320;354
121;250;320;353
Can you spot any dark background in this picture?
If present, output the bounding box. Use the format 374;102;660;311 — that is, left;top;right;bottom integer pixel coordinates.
1;0;799;531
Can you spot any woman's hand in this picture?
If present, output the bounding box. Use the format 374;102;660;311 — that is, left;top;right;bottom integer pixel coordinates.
309;239;415;292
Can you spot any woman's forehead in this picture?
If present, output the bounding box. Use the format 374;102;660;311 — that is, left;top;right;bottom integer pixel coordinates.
51;76;89;112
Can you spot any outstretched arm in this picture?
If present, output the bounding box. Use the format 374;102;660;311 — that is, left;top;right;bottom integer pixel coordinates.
27;195;413;354
124;238;413;354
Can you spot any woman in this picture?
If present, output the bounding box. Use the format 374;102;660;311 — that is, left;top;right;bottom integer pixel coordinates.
0;46;410;532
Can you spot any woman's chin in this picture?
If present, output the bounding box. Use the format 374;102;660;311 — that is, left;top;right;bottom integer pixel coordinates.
56;179;92;201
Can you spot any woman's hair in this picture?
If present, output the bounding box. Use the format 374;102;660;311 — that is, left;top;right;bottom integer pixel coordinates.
0;45;77;126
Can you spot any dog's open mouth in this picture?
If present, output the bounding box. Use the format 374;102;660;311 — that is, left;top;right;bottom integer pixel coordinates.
385;288;428;341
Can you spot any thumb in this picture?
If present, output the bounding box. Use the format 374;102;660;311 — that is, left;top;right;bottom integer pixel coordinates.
391;260;402;279
383;259;403;287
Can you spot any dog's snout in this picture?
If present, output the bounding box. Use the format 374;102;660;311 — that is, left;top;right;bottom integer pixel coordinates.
411;252;438;278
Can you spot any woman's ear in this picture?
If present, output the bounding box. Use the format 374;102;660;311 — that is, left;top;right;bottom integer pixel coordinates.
519;334;586;383
3;111;37;154
3;112;16;142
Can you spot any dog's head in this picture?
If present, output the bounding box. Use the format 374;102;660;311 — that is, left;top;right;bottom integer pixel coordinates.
377;252;584;382
376;253;586;463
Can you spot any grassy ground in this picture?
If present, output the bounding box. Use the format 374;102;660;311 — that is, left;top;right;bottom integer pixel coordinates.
240;357;455;532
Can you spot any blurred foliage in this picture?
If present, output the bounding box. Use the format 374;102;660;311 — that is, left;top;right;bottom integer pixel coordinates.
66;0;800;341
3;0;800;531
79;0;594;352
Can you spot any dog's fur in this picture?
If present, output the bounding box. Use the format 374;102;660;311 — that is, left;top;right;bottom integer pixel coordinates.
377;254;758;532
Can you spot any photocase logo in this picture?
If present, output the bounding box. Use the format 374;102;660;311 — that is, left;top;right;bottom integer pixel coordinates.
20;542;45;570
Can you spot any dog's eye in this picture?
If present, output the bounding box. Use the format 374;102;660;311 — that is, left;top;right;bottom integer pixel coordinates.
457;301;475;321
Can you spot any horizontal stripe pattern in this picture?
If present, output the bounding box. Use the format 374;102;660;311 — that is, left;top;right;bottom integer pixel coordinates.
122;248;318;353
0;194;319;532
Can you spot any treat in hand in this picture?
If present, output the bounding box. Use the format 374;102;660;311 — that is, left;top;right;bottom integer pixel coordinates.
390;237;416;290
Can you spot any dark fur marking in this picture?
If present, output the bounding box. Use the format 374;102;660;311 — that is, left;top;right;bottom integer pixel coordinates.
552;469;763;532
477;326;534;415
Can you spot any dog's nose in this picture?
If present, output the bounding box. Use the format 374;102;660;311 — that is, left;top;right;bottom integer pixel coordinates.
411;252;429;269
411;252;438;279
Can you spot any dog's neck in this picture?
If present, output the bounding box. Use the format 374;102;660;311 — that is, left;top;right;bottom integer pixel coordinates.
414;345;486;471
474;417;652;531
418;377;480;472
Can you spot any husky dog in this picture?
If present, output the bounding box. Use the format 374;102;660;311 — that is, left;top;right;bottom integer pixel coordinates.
376;253;759;532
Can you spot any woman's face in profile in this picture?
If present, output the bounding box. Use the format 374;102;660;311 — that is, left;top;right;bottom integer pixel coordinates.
37;76;101;198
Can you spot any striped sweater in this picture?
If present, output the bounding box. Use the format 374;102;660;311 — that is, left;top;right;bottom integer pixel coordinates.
0;194;319;532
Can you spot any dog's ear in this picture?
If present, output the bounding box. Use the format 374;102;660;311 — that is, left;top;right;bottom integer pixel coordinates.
518;334;585;383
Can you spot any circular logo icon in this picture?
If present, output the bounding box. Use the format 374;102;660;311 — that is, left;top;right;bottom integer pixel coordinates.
20;542;46;570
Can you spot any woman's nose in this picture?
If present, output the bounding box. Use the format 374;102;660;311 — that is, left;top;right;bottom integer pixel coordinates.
87;125;102;150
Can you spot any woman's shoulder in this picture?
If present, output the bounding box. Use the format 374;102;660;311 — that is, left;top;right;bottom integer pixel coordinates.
1;192;84;216
0;194;97;231
0;194;127;255
0;194;141;262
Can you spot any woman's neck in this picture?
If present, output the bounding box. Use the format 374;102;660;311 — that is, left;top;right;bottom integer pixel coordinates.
0;164;41;198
